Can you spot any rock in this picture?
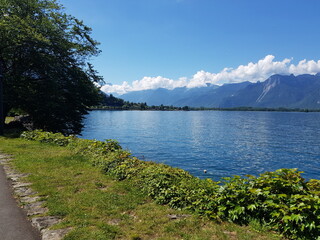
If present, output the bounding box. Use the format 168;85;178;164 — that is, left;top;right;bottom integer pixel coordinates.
41;228;72;240
0;159;9;164
0;154;11;160
108;219;121;225
24;201;48;216
21;196;42;203
7;173;30;182
167;214;191;220
31;216;61;230
14;187;37;197
13;182;32;188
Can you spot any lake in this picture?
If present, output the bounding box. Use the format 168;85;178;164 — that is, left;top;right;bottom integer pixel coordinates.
81;110;320;180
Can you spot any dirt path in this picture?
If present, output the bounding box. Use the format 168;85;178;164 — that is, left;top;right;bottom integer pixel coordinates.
0;164;41;240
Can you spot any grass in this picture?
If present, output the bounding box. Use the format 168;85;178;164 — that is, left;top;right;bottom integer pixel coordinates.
0;136;282;240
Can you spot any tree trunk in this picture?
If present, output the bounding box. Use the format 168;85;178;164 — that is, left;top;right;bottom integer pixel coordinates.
0;61;4;135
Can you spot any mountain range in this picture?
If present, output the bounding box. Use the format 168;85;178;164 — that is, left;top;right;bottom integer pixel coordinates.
119;73;320;109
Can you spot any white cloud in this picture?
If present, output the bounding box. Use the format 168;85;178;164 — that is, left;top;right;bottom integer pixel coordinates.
289;59;320;75
101;55;320;95
131;76;188;90
101;77;188;95
101;81;132;95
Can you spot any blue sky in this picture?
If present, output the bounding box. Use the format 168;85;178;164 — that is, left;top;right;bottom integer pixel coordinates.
60;0;320;94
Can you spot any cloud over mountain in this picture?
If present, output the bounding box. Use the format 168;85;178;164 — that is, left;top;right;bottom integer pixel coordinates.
101;55;320;95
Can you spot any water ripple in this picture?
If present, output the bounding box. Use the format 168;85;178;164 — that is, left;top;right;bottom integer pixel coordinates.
81;111;320;180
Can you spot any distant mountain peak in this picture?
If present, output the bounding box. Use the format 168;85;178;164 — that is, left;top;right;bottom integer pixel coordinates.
120;73;320;109
256;78;279;103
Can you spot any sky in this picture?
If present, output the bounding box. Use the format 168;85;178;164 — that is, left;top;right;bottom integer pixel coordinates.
59;0;320;94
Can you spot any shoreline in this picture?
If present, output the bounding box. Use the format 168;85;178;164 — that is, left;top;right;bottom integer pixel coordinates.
90;106;320;112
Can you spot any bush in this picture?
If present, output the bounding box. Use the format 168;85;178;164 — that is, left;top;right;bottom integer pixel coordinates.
20;130;75;146
21;130;320;239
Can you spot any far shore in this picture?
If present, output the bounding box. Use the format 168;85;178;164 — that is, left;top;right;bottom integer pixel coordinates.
91;106;320;112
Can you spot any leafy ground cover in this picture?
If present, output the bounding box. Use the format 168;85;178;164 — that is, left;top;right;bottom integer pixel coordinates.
0;135;281;240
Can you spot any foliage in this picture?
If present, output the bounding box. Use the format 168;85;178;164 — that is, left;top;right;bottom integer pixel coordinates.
0;0;102;134
94;92;192;111
100;93;126;107
21;130;320;239
96;93;150;111
20;129;75;146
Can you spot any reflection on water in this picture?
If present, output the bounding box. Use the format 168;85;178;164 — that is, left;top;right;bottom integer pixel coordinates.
81;111;320;180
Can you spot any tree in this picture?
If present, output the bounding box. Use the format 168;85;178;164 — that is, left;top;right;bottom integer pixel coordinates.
100;93;125;107
0;0;102;134
0;60;4;135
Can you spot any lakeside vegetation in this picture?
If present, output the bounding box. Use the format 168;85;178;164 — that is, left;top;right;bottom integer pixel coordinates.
3;130;318;239
0;133;282;240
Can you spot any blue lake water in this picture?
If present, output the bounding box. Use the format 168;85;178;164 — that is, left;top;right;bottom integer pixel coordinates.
81;110;320;180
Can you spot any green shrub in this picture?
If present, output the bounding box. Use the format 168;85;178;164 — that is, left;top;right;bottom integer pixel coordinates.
20;129;75;146
21;130;320;239
213;170;320;239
